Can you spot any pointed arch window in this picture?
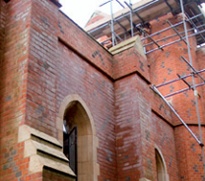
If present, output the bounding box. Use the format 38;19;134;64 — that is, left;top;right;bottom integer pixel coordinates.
155;149;168;181
61;100;98;181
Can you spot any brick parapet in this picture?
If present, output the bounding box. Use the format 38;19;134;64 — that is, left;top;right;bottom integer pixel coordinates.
112;44;150;81
58;11;114;79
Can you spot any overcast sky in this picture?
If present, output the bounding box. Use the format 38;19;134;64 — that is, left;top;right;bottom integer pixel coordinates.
59;0;140;27
59;0;100;27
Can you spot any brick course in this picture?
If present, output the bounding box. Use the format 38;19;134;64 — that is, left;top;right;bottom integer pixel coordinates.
0;0;205;181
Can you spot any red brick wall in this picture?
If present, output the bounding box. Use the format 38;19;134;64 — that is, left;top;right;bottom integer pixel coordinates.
115;75;143;181
147;13;204;126
113;12;205;181
196;47;205;123
115;73;179;181
26;0;60;137
150;113;179;181
175;126;205;181
0;0;6;64
58;12;113;78
0;1;60;180
57;42;116;180
0;0;31;180
112;46;150;81
27;0;116;180
147;13;205;181
1;0;205;181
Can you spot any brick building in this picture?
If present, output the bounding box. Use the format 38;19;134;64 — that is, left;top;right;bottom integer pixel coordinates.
0;0;205;181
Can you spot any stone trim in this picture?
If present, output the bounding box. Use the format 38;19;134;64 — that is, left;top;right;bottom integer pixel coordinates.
18;125;75;177
109;36;146;59
109;36;138;54
155;145;170;181
57;94;99;181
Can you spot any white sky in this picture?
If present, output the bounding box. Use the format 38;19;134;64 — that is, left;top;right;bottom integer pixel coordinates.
60;0;100;27
59;0;140;27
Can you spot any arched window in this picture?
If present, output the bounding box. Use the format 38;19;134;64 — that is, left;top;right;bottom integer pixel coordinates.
58;96;99;181
155;149;168;181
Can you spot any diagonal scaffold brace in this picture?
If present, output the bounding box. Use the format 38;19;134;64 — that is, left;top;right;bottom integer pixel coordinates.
151;85;204;147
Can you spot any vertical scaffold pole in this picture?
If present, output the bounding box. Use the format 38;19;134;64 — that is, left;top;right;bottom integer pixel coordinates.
129;0;134;37
179;0;205;176
110;0;116;46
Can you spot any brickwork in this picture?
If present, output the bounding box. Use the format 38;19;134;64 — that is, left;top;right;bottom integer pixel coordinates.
115;75;143;181
115;73;179;181
0;0;205;181
150;113;179;181
58;12;113;78
196;47;205;124
147;13;205;181
27;0;116;180
26;0;60;137
57;42;116;180
148;15;204;180
0;0;30;180
0;0;6;65
175;126;205;181
147;13;204;125
112;44;150;81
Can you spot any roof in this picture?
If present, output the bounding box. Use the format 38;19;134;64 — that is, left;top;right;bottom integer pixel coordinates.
85;10;110;27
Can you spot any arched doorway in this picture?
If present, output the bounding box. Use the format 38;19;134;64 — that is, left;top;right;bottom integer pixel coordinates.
57;94;99;181
155;148;168;181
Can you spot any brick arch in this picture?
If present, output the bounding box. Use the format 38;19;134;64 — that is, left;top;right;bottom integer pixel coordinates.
155;146;169;181
57;94;99;181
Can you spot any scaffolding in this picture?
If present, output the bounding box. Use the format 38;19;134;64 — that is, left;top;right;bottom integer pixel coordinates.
86;0;205;144
86;0;205;175
86;0;205;48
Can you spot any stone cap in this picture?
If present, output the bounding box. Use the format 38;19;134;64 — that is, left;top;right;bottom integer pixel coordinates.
109;35;146;60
